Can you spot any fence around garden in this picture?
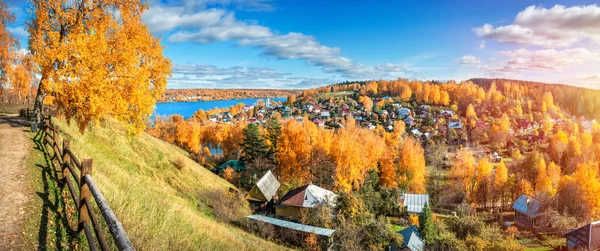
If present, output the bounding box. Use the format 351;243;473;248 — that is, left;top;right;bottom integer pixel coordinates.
40;116;134;251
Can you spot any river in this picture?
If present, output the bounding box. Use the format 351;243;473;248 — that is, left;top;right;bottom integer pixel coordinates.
153;97;287;119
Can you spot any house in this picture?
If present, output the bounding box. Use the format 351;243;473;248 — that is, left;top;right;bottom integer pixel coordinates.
440;110;453;118
404;117;416;127
247;170;280;211
276;184;337;220
564;220;600;251
313;119;325;127
398;108;411;118
247;215;335;250
513;195;542;229
448;119;463;129
321;111;331;120
218;160;246;172
388;225;425;251
400;194;430;215
411;129;423;137
518;120;535;132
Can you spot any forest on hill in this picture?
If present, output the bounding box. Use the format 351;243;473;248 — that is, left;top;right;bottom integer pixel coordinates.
151;78;600;250
158;88;302;102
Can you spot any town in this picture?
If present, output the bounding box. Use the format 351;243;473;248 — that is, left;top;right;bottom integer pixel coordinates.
150;78;600;251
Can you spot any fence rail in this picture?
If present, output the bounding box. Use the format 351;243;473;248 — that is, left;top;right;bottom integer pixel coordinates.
40;116;134;251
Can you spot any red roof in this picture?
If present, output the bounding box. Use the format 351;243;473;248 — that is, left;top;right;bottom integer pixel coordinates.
279;185;309;207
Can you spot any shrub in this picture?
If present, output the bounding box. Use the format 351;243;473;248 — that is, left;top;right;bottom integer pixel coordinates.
174;156;186;170
207;189;251;227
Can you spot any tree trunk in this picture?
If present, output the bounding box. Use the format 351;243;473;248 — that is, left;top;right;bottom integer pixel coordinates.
32;80;45;123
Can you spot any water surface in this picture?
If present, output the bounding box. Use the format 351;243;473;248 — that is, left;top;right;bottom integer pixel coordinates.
153;97;287;119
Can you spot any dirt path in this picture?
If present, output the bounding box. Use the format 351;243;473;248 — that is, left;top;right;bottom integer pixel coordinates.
0;115;31;250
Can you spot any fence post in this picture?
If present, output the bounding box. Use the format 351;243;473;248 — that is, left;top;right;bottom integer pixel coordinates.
79;159;93;234
62;139;71;185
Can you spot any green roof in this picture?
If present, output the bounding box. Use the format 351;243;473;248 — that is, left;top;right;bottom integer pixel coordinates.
218;160;246;171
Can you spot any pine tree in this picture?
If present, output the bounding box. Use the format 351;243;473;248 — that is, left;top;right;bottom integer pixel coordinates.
418;202;436;245
266;119;282;162
240;123;268;164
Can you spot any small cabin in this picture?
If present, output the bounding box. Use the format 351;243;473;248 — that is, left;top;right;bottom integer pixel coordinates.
246;170;280;212
512;195;542;229
400;194;430;215
564;220;600;250
276;184;336;221
387;225;424;251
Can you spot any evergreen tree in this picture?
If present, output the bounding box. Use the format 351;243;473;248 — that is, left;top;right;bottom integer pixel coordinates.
418;202;436;245
266;119;281;162
240;123;268;164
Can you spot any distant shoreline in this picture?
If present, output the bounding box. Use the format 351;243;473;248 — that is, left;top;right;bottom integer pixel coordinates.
159;88;301;103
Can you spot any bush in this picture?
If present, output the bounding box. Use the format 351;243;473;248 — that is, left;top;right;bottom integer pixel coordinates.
447;216;484;239
207;189;251;227
174;156;186;170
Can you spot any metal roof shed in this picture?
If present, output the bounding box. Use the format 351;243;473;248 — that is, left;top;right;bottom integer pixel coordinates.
564;220;600;250
246;215;335;237
402;194;430;215
512;195;542;218
247;170;280;202
398;225;424;251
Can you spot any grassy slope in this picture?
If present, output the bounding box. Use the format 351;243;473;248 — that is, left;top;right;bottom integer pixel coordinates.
50;117;286;250
21;129;84;250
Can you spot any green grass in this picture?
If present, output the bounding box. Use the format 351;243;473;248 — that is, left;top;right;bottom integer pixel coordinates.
21;129;85;250
42;117;287;250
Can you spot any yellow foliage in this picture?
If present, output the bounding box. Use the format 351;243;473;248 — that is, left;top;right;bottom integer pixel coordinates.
29;0;172;134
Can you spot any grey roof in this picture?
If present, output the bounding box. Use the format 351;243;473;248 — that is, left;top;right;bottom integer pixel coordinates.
398;225;424;251
512;195;542;218
246;215;335;237
564;220;600;250
248;170;280;202
256;170;280;201
403;194;430;214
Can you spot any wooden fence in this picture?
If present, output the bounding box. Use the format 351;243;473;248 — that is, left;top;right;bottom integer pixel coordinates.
40;116;134;251
0;104;33;115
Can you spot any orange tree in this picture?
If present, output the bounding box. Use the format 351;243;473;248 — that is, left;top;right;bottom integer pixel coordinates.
28;0;171;134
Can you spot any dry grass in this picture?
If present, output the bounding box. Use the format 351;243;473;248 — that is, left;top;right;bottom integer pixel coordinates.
51;117;287;251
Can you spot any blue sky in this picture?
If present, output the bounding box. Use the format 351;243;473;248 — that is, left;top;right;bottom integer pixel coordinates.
6;0;600;89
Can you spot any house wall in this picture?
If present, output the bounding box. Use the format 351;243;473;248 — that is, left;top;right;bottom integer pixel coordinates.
514;210;533;228
276;206;302;221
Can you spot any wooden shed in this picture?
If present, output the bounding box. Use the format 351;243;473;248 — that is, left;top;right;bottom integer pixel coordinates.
564;220;600;250
276;184;336;221
246;170;280;212
512;195;542;229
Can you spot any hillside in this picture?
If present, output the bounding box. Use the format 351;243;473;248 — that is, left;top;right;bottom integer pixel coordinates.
160;88;301;102
50;117;286;250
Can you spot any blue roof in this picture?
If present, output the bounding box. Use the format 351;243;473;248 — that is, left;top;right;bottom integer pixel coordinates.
512;195;542;218
218;160;246;171
246;215;335;237
397;225;424;251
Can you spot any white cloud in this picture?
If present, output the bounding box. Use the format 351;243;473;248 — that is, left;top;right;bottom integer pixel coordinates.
167;64;333;89
474;5;600;47
495;48;599;72
146;3;422;80
456;55;481;65
169;22;272;43
8;26;28;37
477;40;486;49
143;7;226;33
